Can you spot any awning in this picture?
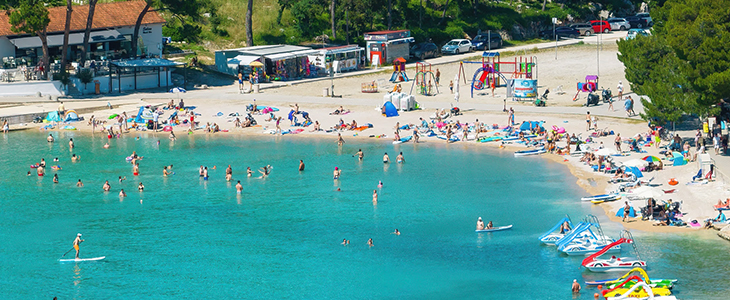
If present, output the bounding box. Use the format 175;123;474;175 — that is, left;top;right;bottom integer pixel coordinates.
9;29;126;49
227;55;261;66
110;58;185;68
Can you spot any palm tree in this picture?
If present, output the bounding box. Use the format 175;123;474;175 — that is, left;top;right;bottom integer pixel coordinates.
246;0;253;46
81;0;99;65
330;0;336;39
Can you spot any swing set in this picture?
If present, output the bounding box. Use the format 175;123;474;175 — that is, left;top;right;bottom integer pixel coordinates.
409;62;440;96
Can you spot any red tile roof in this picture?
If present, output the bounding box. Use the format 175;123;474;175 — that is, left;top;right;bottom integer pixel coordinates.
0;0;166;37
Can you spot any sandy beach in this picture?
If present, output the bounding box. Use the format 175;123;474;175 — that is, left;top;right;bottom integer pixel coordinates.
7;42;728;234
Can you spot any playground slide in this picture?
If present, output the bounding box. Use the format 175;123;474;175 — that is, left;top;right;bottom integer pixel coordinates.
390;72;399;82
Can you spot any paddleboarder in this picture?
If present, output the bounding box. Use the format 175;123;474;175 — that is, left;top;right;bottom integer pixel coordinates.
73;233;84;259
476;217;485;230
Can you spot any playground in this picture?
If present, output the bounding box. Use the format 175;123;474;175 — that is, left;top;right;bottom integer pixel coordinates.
266;43;629;107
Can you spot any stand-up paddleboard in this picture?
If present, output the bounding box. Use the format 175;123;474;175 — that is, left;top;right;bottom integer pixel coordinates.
392;136;413;145
581;194;620;202
475;225;513;232
513;148;546;157
59;256;105;262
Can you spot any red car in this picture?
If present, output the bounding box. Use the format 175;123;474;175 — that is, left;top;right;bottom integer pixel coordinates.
590;20;611;33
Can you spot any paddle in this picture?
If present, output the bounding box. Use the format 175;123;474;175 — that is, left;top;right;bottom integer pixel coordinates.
59;246;75;259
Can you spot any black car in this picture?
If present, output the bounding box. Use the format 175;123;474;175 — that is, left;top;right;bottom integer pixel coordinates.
471;33;503;51
410;42;439;60
625;16;650;29
540;27;580;39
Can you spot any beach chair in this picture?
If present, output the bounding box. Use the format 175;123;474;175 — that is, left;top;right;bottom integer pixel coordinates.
692;168;703;181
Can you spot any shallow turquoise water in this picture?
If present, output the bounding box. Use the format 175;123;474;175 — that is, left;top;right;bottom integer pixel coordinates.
1;131;729;299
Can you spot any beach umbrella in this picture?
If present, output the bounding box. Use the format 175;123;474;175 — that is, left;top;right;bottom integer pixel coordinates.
249;61;264;68
169;87;186;100
642;155;661;162
595;148;617;156
625;166;644;178
623;159;648;168
672;152;683;159
628;186;662;199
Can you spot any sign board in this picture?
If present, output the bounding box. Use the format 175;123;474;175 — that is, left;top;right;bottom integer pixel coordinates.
364;30;411;41
371;54;380;68
552;18;558;24
510;79;538;98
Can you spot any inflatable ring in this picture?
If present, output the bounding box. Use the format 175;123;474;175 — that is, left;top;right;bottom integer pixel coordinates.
668;178;679;186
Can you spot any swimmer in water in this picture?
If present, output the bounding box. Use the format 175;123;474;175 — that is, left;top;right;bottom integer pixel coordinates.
299;160;305;171
71;154;79;162
337;133;345;146
103;181;111;191
341;238;347;246
247;167;253;177
132;163;139;176
367;238;374;247
392;229;400;235
69;138;74;149
373;190;378;203
355;149;364;160
76;179;83;187
163;166;169;176
47;134;54;143
54;158;59;162
225;173;232;181
336;187;341;192
333;167;340;179
258;165;271;179
119;189;126;197
137;182;144;191
53;174;59;183
199;166;205;177
383;152;390;163
103;142;110;149
377;181;383;188
396;152;405;163
118;176;126;183
27;171;31;176
236;181;243;193
203;167;209;180
39;158;46;167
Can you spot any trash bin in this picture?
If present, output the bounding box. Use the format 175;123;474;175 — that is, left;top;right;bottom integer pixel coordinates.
94;80;100;94
253;84;259;93
323;87;329;97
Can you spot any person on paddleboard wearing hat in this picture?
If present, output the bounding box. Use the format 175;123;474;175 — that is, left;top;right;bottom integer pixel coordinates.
73;233;84;259
476;217;485;230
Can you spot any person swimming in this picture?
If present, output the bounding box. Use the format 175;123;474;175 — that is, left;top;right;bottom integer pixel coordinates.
392;229;400;235
103;142;110;149
258;165;271;179
476;217;485;230
138;182;145;191
367;238;374;247
377;181;383;188
53;174;59;183
76;179;83;187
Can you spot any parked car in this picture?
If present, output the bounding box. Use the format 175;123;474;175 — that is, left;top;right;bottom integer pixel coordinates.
626;28;650;40
625;16;650;29
607;18;631;31
589;20;612;33
471;33;503;50
636;13;654;27
441;39;472;55
410;42;439;60
570;23;595;36
540;27;580;39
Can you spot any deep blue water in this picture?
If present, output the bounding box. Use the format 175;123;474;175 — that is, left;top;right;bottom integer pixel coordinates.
0;131;728;299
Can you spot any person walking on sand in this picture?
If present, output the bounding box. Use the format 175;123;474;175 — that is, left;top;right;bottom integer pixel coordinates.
615;133;622;152
275;117;282;135
238;72;244;93
72;233;84;259
586;111;591;131
449;80;454;94
435;68;441;86
508;107;515;125
622;201;631;222
616;81;624;103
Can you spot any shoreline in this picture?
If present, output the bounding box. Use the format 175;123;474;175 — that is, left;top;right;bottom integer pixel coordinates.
16;103;719;236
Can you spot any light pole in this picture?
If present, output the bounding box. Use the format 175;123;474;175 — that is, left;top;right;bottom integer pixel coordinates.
552;18;558;60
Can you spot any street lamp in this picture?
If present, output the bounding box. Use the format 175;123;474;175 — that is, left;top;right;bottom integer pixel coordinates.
553;17;558;60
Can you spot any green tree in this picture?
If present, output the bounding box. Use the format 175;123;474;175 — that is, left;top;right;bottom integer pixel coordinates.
617;0;730;122
60;0;72;70
132;0;206;56
8;0;50;78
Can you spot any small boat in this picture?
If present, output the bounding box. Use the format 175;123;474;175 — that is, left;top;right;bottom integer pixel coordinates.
602;276;673;299
586;268;677;289
475;225;512;232
392;136;413;145
513;148;546;157
582;231;647;272
59;256;106;263
478;136;503;143
581;193;620;202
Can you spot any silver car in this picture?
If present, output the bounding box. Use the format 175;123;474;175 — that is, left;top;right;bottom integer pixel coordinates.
607;18;631;31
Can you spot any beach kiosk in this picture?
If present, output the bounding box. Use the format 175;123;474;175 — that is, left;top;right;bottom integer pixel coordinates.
364;30;414;66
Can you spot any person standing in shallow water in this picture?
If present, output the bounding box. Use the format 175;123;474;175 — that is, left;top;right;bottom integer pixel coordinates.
299;160;305;171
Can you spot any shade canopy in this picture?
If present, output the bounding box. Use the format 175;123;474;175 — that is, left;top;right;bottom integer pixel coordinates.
9;29;125;49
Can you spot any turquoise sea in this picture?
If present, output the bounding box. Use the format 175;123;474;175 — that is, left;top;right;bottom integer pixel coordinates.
1;131;729;299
